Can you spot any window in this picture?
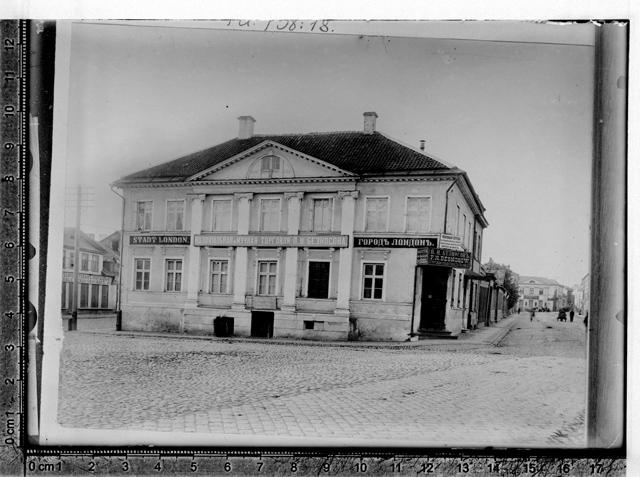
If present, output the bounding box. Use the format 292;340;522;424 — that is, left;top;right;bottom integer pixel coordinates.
456;205;461;236
260;155;280;178
307;261;330;299
313;198;332;232
260;198;280;232
365;198;388;232
80;283;89;308
134;258;151;291
257;261;278;295
212;199;232;232
80;253;89;271
406;197;431;233
362;263;384;300
61;282;66;308
91;284;100;308
529;288;534;295
210;260;229;294
462;214;467;242
166;200;184;231
539;289;544;295
136;201;153;231
63;249;74;269
89;254;99;272
101;285;109;308
165;259;183;292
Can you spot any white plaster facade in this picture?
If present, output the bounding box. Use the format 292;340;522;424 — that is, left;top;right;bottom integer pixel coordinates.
115;114;488;341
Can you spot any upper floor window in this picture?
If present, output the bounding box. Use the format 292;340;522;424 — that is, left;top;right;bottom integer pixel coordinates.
79;252;99;272
63;249;74;269
212;199;232;232
405;197;431;233
455;205;461;236
260;155;280;178
136;201;153;231
365;197;388;232
166;200;184;231
260;198;280;232
313;198;332;232
529;288;534;294
539;289;544;295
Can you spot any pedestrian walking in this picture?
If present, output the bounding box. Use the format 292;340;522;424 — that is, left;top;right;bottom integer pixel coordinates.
530;308;535;321
569;309;575;322
583;311;588;328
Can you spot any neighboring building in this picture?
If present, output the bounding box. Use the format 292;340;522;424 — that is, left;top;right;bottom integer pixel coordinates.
100;230;121;256
62;228;119;312
113;113;489;341
483;258;519;322
574;273;590;314
517;276;569;311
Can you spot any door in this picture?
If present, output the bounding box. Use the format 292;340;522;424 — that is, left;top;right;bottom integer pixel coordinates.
419;266;449;330
307;261;330;299
251;311;274;338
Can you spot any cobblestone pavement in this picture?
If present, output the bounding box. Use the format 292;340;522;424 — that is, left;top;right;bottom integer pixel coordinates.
57;312;586;447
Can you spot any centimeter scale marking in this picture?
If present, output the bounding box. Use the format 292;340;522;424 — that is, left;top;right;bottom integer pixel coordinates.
0;19;27;477
0;20;625;477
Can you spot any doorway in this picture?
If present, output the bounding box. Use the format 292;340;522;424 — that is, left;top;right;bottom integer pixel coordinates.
251;311;274;338
419;266;449;331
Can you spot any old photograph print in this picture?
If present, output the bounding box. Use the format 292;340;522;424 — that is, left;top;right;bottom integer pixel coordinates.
41;20;601;448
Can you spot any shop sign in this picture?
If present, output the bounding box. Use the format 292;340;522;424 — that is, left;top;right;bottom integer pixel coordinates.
354;236;437;248
62;271;112;285
130;235;190;245
194;234;348;248
439;233;463;250
417;247;472;269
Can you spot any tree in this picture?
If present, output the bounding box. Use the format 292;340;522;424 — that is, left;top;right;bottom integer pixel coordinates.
483;257;520;310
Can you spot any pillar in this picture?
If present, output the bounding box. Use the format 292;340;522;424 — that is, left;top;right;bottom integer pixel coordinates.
283;192;303;311
186;194;205;305
336;191;358;315
232;193;253;309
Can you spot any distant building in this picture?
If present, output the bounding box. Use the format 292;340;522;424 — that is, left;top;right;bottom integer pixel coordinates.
62;228;119;312
517;276;569;311
113;113;490;340
574;273;590;314
483;258;518;322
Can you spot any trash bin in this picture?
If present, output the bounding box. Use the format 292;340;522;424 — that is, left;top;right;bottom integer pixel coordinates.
214;316;234;337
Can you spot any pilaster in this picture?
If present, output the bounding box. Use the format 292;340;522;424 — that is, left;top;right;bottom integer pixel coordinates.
336;191;359;315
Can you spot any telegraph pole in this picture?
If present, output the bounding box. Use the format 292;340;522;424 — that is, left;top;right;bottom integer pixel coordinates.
69;186;81;331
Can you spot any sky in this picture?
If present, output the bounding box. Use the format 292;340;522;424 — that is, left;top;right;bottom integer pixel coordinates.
63;20;595;287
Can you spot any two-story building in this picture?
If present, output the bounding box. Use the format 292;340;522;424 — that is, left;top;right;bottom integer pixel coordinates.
114;113;489;341
62;228;118;312
517;275;569;311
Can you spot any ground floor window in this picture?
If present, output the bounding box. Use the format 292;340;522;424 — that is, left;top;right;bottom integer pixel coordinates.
362;263;384;300
257;261;277;295
90;284;100;308
134;258;151;290
307;261;330;299
101;285;109;308
165;259;183;292
62;282;67;308
80;283;89;308
210;260;229;293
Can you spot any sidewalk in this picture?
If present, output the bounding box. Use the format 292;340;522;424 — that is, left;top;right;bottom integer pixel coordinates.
77;313;521;350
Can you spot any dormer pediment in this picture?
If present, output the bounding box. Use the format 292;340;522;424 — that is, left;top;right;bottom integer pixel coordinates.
187;141;355;182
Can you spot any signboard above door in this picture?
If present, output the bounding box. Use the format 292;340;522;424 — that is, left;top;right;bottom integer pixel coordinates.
417;247;472;269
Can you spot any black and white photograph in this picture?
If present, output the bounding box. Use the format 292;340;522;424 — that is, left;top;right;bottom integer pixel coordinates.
4;8;631;473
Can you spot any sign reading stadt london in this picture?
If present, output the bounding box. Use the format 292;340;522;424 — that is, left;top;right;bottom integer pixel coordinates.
194;234;349;248
417;247;472;269
130;235;191;245
354;236;438;248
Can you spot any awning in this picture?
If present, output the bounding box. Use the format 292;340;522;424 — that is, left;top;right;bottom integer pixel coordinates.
464;271;493;281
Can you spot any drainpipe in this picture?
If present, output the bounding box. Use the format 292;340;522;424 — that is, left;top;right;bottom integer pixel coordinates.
442;179;457;235
110;184;125;331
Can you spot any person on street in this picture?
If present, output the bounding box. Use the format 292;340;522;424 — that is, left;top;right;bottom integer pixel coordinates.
569;309;575;322
530;307;535;321
583;311;588;328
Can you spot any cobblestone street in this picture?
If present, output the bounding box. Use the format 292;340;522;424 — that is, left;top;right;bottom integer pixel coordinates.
57;312;586;447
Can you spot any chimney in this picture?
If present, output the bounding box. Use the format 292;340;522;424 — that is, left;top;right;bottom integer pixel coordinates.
363;112;378;135
237;116;256;139
419;139;426;151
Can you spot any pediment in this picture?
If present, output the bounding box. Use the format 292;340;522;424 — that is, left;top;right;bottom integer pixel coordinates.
187;141;355;182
